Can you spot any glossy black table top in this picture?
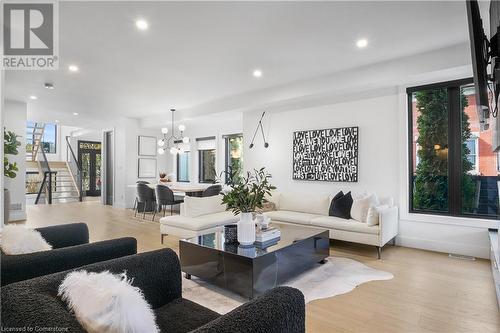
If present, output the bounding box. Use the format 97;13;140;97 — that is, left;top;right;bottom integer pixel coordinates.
181;223;327;259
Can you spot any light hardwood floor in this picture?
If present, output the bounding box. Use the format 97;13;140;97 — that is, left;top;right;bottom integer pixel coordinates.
21;201;500;333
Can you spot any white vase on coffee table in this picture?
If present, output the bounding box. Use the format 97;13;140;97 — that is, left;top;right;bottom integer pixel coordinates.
237;212;255;246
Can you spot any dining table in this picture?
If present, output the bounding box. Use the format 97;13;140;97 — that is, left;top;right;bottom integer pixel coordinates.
128;182;209;197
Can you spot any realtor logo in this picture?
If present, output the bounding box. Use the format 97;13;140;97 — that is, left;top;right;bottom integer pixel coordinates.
2;1;59;70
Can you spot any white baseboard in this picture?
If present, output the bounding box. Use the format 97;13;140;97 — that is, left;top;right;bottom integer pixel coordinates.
8;210;26;222
396;235;490;259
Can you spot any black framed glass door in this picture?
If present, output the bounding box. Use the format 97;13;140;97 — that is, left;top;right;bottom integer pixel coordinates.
78;140;102;197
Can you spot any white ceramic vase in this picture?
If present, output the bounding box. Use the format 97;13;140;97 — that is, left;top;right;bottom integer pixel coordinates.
237;212;256;246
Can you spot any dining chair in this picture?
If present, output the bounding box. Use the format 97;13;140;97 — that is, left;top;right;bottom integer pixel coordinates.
135;183;156;220
202;184;222;197
134;181;150;210
154;185;184;219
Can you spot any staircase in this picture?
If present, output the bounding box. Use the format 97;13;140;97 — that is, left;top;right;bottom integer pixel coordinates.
30;161;81;204
49;162;81;203
26;122;45;162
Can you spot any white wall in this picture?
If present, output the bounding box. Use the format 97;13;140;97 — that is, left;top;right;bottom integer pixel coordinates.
114;118;161;208
4;100;27;221
243;95;399;199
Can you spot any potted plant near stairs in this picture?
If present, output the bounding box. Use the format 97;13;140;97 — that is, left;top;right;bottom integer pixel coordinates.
221;167;275;246
4;129;21;223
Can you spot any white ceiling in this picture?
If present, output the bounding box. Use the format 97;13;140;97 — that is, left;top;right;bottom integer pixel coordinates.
5;1;471;127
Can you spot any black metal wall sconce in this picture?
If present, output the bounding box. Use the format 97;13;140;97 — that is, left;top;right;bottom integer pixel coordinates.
249;111;269;149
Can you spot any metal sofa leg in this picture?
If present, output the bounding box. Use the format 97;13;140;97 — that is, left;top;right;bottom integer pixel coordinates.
377;246;381;259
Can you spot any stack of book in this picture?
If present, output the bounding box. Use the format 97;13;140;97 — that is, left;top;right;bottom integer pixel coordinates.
255;227;281;247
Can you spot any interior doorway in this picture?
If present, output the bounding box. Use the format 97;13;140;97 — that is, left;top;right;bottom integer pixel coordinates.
78;141;102;197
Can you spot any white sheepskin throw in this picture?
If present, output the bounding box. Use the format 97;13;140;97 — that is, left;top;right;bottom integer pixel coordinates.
0;224;52;255
58;270;159;333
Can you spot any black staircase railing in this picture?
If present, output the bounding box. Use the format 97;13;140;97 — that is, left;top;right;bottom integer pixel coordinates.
66;136;83;202
34;143;56;204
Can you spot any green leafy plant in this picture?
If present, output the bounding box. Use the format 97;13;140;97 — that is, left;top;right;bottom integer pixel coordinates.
221;167;276;215
413;89;474;211
4;129;21;179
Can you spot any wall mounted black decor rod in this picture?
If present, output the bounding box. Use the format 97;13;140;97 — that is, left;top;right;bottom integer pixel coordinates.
249;111;269;149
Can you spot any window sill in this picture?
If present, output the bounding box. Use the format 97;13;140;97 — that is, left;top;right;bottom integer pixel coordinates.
401;212;500;229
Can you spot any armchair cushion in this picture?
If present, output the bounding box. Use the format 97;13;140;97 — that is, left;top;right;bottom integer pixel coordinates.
191;287;305;333
154;298;219;333
1;237;137;286
36;223;89;248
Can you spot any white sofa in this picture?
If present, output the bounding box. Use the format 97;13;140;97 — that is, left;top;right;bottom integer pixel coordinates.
263;191;398;258
159;191;398;258
159;195;238;241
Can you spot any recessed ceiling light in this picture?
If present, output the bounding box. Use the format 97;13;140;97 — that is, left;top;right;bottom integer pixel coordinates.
136;19;148;30
253;69;263;78
356;39;368;48
73;112;79;116
68;64;79;72
29;95;38;100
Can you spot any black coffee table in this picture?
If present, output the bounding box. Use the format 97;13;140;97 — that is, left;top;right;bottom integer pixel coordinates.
179;223;329;299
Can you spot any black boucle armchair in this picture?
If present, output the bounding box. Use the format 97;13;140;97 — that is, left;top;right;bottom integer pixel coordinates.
1;223;137;286
1;248;305;333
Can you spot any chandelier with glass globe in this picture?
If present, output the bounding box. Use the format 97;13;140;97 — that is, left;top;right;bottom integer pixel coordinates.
157;109;189;155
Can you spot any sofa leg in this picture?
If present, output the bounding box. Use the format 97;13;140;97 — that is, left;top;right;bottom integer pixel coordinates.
392;237;396;246
161;234;166;244
184;273;191;280
377;246;381;259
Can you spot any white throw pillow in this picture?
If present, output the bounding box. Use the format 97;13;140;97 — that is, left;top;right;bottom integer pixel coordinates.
58;270;158;333
184;195;226;218
0;225;52;255
350;194;377;222
366;205;390;226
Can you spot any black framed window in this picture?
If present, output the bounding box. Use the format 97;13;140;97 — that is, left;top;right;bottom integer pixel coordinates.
408;78;499;219
224;134;243;184
26;122;57;154
198;149;216;183
176;151;189;182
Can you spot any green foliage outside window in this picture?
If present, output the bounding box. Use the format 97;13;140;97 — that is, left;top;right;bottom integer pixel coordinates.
413;89;475;211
